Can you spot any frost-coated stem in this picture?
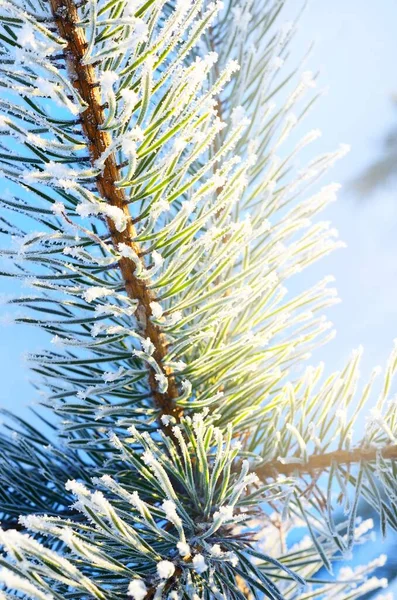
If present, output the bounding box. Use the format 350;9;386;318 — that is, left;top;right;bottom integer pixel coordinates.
49;0;180;418
257;443;397;478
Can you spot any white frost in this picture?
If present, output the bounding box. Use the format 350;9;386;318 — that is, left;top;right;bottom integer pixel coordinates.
157;560;175;579
128;579;147;600
82;287;114;303
192;554;208;574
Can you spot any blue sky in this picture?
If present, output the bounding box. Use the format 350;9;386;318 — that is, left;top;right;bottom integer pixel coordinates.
287;0;397;375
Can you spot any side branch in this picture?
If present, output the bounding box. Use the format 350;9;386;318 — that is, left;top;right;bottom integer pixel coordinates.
49;0;180;418
256;444;397;478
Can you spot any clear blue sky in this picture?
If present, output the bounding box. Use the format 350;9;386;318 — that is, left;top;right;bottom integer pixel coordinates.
287;0;397;375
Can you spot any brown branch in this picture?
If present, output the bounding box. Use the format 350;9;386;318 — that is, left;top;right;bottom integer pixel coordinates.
48;0;181;420
256;444;397;479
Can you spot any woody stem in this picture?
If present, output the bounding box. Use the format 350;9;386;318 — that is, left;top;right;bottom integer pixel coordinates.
49;0;181;419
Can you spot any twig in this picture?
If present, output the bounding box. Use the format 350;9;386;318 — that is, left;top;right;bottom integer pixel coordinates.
48;0;181;421
256;444;397;478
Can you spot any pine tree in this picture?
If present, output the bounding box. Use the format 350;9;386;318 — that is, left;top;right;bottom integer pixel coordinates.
0;0;396;598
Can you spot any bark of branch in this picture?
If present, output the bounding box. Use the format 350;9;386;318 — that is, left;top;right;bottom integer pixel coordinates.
48;0;181;420
256;444;397;478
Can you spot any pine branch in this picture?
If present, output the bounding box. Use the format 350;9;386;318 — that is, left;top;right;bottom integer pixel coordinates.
0;508;82;532
2;2;397;598
48;0;181;420
256;443;397;478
